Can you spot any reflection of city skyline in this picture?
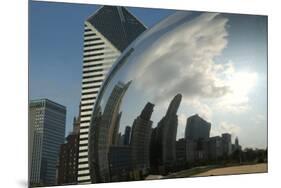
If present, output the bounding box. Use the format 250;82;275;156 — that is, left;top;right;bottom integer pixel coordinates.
89;82;249;181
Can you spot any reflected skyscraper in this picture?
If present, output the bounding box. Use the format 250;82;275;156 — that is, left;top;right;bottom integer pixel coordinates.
150;94;182;174
185;114;211;141
123;126;131;145
222;133;232;156
130;102;154;177
112;112;122;145
90;81;131;183
78;6;146;183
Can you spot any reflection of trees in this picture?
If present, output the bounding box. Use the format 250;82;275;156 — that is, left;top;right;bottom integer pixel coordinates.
90;89;267;183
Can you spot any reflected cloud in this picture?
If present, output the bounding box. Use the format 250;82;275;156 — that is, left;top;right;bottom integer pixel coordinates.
129;13;230;104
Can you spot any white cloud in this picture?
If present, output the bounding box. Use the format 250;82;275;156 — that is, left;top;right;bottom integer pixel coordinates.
215;71;258;113
129;12;258;115
252;114;267;126
183;99;212;121
211;121;241;138
130;12;230;105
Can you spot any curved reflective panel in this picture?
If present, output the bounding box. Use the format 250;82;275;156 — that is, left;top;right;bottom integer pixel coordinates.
89;11;231;183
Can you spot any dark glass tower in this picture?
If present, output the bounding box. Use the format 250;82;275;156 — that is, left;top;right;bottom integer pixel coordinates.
150;94;182;174
123;126;131;145
185;114;211;141
130;102;154;178
29;99;66;187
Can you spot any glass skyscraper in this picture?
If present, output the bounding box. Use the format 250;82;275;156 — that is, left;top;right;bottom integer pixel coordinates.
29;99;66;187
78;6;146;183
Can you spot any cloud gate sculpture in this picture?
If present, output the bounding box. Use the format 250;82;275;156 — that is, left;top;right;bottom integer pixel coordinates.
88;10;265;183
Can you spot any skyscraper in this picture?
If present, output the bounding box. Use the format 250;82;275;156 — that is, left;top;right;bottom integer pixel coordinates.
208;136;223;160
57;115;80;185
185;114;211;141
233;136;242;151
29;99;66;187
90;81;131;183
130;102;154;178
221;133;232;156
78;6;146;183
111;112;122;145
150;94;182;174
123;126;131;145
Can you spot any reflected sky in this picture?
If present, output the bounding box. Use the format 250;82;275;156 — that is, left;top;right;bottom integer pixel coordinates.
94;11;267;149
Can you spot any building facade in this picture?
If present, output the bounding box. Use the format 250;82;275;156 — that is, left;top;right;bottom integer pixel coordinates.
123;126;131;145
57;116;80;185
221;133;232;156
108;145;133;182
185;114;211;141
29;99;66;187
78;6;146;183
208;136;223;161
175;138;187;169
90;81;131;183
150;94;182;174
130;102;154;178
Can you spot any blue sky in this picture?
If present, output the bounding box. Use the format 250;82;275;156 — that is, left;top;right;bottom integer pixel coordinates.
29;1;267;149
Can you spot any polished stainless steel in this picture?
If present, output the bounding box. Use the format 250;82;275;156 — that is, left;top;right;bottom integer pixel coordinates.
88;11;227;182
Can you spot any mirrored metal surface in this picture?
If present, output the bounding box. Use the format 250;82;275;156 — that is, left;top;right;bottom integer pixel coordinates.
89;11;231;183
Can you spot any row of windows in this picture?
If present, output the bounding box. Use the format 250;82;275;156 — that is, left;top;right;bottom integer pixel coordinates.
80;108;93;113
82;74;103;80
80;114;92;119
84;47;104;53
79;137;89;142
80;125;89;130
79;143;88;148
80;131;89;135
82;90;99;96
84;28;92;32
82;79;103;85
79;149;88;154
77;178;91;183
78;166;89;171
84;33;96;37
78;155;88;159
83;68;103;74
83;57;104;63
82;83;101;89
80;101;94;107
81;96;97;101
80;120;90;123
84;37;100;43
84;42;104;48
83;63;103;69
83;52;104;58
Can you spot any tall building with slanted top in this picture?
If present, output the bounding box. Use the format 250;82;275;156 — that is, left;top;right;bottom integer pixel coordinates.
130;102;154;178
90;81;131;183
77;6;146;183
150;94;182;174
